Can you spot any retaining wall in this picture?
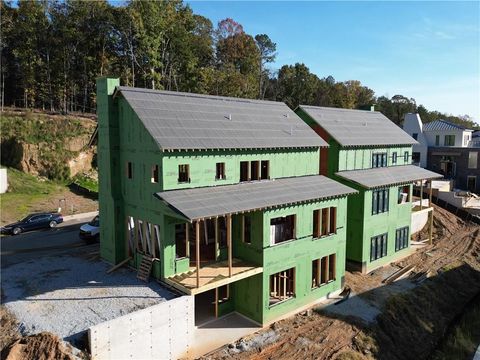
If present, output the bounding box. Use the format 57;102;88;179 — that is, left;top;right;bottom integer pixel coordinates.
88;295;194;359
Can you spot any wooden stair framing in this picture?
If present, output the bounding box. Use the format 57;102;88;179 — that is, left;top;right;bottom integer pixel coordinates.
137;254;154;282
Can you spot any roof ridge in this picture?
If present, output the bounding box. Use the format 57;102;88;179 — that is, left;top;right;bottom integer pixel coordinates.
117;86;285;107
300;105;380;114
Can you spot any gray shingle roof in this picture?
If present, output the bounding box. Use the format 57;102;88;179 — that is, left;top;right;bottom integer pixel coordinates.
423;119;472;132
298;105;417;147
336;165;443;189
155;175;357;221
116;87;327;150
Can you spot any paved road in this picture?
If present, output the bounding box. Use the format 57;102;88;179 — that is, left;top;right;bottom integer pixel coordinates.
1;215;98;268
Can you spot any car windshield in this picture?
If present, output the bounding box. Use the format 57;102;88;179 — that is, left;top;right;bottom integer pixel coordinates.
88;216;99;227
20;215;34;222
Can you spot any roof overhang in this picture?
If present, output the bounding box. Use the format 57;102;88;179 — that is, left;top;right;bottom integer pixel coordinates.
335;165;443;189
154;175;357;222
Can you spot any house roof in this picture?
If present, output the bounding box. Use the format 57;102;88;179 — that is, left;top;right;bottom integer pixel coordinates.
115;87;328;151
335;165;443;189
298;105;417;147
423;119;473;132
154;175;357;221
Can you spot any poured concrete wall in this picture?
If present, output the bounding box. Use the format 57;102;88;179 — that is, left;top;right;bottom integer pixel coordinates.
0;168;7;193
88;296;194;360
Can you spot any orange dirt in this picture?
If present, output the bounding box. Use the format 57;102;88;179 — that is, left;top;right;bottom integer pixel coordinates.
2;332;75;360
205;203;480;360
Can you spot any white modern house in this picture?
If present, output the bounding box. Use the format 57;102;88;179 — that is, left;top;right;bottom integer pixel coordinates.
403;114;479;194
403;113;429;167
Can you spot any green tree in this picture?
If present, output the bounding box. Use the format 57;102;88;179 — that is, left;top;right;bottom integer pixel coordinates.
254;34;276;99
276;63;319;108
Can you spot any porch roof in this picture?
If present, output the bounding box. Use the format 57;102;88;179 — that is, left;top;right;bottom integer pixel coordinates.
154;175;357;221
335;165;443;189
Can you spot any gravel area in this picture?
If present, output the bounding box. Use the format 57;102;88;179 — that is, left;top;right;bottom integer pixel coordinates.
1;255;175;345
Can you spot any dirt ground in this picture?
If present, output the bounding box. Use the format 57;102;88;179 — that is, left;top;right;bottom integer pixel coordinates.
2;332;76;360
205;203;480;360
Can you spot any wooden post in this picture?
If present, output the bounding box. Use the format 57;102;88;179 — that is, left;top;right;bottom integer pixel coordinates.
420;181;424;210
429;181;433;207
185;223;190;258
429;208;434;245
196;220;200;288
227;214;232;277
215;287;219;318
316;260;321;287
214;217;219;261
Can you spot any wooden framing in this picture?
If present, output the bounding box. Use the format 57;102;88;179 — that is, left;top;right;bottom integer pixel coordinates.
214;217;219;261
185;224;190;258
420;181;424;210
227;214;232;277
429;181;433;207
215;287;219;318
196;220;200;288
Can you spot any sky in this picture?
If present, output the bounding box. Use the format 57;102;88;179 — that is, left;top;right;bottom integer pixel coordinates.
186;1;480;122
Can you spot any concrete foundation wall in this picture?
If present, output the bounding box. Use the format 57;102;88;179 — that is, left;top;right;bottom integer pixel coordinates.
0;168;7;194
88;296;194;360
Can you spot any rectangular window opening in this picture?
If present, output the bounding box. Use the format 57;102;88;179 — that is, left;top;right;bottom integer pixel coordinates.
270;215;295;245
398;185;410;204
127;162;133;179
269;268;295;305
178;164;190;183
395;227;409;252
250;160;260;181
468;152;478;169
372;153;387;168
404;151;410;163
151;165;159;183
372;189;389;215
216;162;226;180
312;254;336;288
392;152;397;164
444;135;455;146
370;233;388;261
261;160;269;180
240;161;249;182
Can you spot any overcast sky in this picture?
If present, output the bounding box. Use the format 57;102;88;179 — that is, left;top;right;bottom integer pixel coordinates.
187;1;480;123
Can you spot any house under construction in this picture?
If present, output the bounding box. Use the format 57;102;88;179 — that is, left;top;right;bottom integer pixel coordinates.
96;78;357;325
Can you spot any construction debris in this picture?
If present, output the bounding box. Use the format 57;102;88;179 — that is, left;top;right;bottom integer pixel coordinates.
106;256;132;274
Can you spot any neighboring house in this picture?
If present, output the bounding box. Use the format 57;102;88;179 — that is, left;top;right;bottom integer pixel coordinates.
296;106;441;274
403;113;428;167
96;77;357;326
403;115;480;193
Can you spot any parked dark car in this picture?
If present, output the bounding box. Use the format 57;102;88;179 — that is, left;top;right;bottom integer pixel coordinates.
1;212;63;235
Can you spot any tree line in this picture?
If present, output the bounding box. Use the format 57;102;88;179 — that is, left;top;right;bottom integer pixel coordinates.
1;0;476;128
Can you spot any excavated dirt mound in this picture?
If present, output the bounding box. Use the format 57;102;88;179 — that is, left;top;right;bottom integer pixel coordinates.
1;332;75;360
0;307;20;353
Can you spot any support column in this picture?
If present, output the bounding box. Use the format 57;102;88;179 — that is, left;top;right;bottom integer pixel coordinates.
196;220;200;288
429;209;434;245
215;287;219;318
185;223;190;258
420;181;424;210
227;214;232;277
429;181;433;207
214;217;219;261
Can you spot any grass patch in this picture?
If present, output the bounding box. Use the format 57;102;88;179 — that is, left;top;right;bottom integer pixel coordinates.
71;173;98;193
1;112;90;144
0;168;64;224
432;299;480;360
